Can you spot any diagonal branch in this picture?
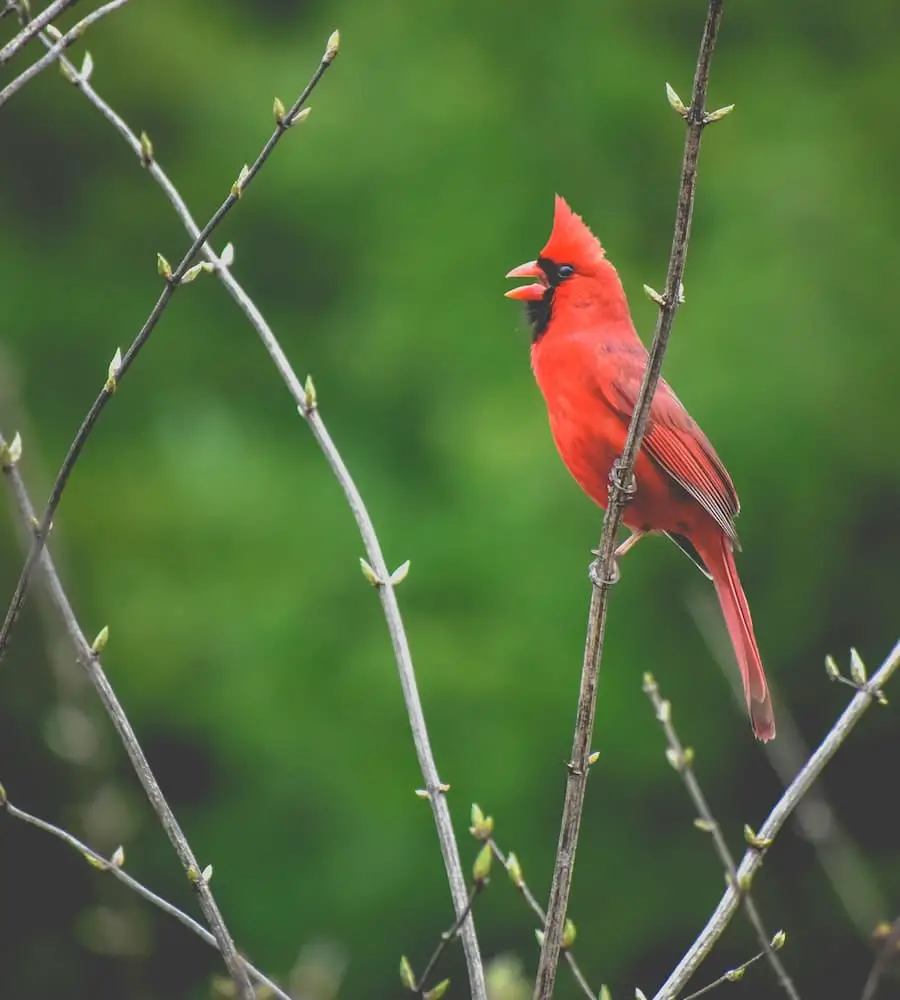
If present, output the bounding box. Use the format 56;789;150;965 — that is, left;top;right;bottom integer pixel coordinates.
643;674;800;999
533;2;727;997
0;791;292;1000
5;36;488;1000
0;0;79;65
653;639;900;999
0;0;130;109
1;432;256;1000
0;31;338;665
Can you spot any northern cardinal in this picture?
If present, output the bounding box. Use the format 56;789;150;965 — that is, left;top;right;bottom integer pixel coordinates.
505;195;774;741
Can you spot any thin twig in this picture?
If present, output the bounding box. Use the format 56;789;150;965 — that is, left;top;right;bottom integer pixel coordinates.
689;590;889;937
681;947;768;1000
487;839;596;1000
860;918;900;1000
0;0;79;65
0;0;130;108
0;792;292;1000
1;434;254;1000
533;3;726;997
643;674;799;999
5;37;488;1000
0;31;337;666
653;639;900;999
413;883;481;995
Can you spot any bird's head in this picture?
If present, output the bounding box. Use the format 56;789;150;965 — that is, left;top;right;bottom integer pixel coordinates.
505;195;627;341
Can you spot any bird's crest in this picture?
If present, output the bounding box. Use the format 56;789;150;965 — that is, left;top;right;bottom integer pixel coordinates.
540;195;606;269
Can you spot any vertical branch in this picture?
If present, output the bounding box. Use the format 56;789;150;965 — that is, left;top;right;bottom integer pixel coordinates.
533;3;727;997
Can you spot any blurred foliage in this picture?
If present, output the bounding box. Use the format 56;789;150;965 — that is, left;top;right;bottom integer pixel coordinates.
2;0;899;998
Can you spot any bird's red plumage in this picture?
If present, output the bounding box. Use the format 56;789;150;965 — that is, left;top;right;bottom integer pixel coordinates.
507;196;774;741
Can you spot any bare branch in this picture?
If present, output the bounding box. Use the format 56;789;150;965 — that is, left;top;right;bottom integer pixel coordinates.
0;32;337;667
0;791;291;1000
643;674;799;999
0;0;79;65
0;0;130;108
681;944;772;1000
1;431;254;1000
4;37;487;1000
653;640;900;999
534;2;726;996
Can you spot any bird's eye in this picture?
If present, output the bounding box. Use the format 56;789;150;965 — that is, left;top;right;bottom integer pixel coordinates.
557;264;575;279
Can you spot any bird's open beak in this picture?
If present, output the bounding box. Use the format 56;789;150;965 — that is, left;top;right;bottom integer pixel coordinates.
504;260;547;301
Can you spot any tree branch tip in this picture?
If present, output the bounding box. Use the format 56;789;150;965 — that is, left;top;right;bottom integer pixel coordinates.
469;804;494;840
359;557;384;588
324;29;340;63
665;81;688;118
90;625;109;654
0;431;23;469
642;671;657;692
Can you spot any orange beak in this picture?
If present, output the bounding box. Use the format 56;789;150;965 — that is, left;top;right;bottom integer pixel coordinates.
504;260;547;301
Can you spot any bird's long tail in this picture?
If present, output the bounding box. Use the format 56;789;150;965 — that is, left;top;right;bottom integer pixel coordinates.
700;533;775;741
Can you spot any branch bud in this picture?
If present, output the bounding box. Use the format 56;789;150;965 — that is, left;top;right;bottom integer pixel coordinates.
743;824;773;850
399;955;415;991
290;106;312;126
157;253;172;280
105;348;123;393
91;625;109;654
424;980;450;1000
231;164;250;199
704;103;735;124
80;51;94;81
693;818;715;833
201;864;213;884
643;284;665;306
824;654;841;681
599;987;612;1000
656;699;671;724
139;130;154;165
587;750;600;766
273;96;286;124
562;918;577;950
110;845;125;868
324;29;340;63
665;82;687;118
771;929;787;950
390;560;411;586
534;929;544;947
469;804;493;840
724;967;745;983
359;557;383;588
506;852;524;888
180;261;214;284
219;242;235;267
0;432;22;469
850;648;867;686
473;842;492;884
303;374;317;411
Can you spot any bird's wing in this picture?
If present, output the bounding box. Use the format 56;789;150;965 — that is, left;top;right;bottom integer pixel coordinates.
595;354;741;545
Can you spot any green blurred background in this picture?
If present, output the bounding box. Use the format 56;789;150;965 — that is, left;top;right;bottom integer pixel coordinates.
2;1;899;997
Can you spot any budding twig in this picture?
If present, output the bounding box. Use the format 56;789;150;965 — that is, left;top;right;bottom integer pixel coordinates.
31;34;486;1000
653;639;900;999
643;674;800;1000
535;3;728;996
0;792;290;1000
0;0;78;65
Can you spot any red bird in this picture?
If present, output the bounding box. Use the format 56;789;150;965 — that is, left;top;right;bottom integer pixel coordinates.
505;196;774;741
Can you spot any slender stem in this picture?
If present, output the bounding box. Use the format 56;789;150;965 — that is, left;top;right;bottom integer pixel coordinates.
0;0;79;65
643;675;799;999
681;948;767;1000
487;840;596;1000
0;795;292;1000
7;35;487;1000
414;883;481;994
653;639;900;999
533;3;725;997
0;33;337;665
1;435;255;1000
0;0;129;108
860;917;900;1000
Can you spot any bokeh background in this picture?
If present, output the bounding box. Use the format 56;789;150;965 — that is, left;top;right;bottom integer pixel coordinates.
2;1;899;998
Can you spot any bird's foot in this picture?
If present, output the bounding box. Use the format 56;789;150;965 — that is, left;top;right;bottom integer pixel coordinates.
608;458;637;504
589;551;620;587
